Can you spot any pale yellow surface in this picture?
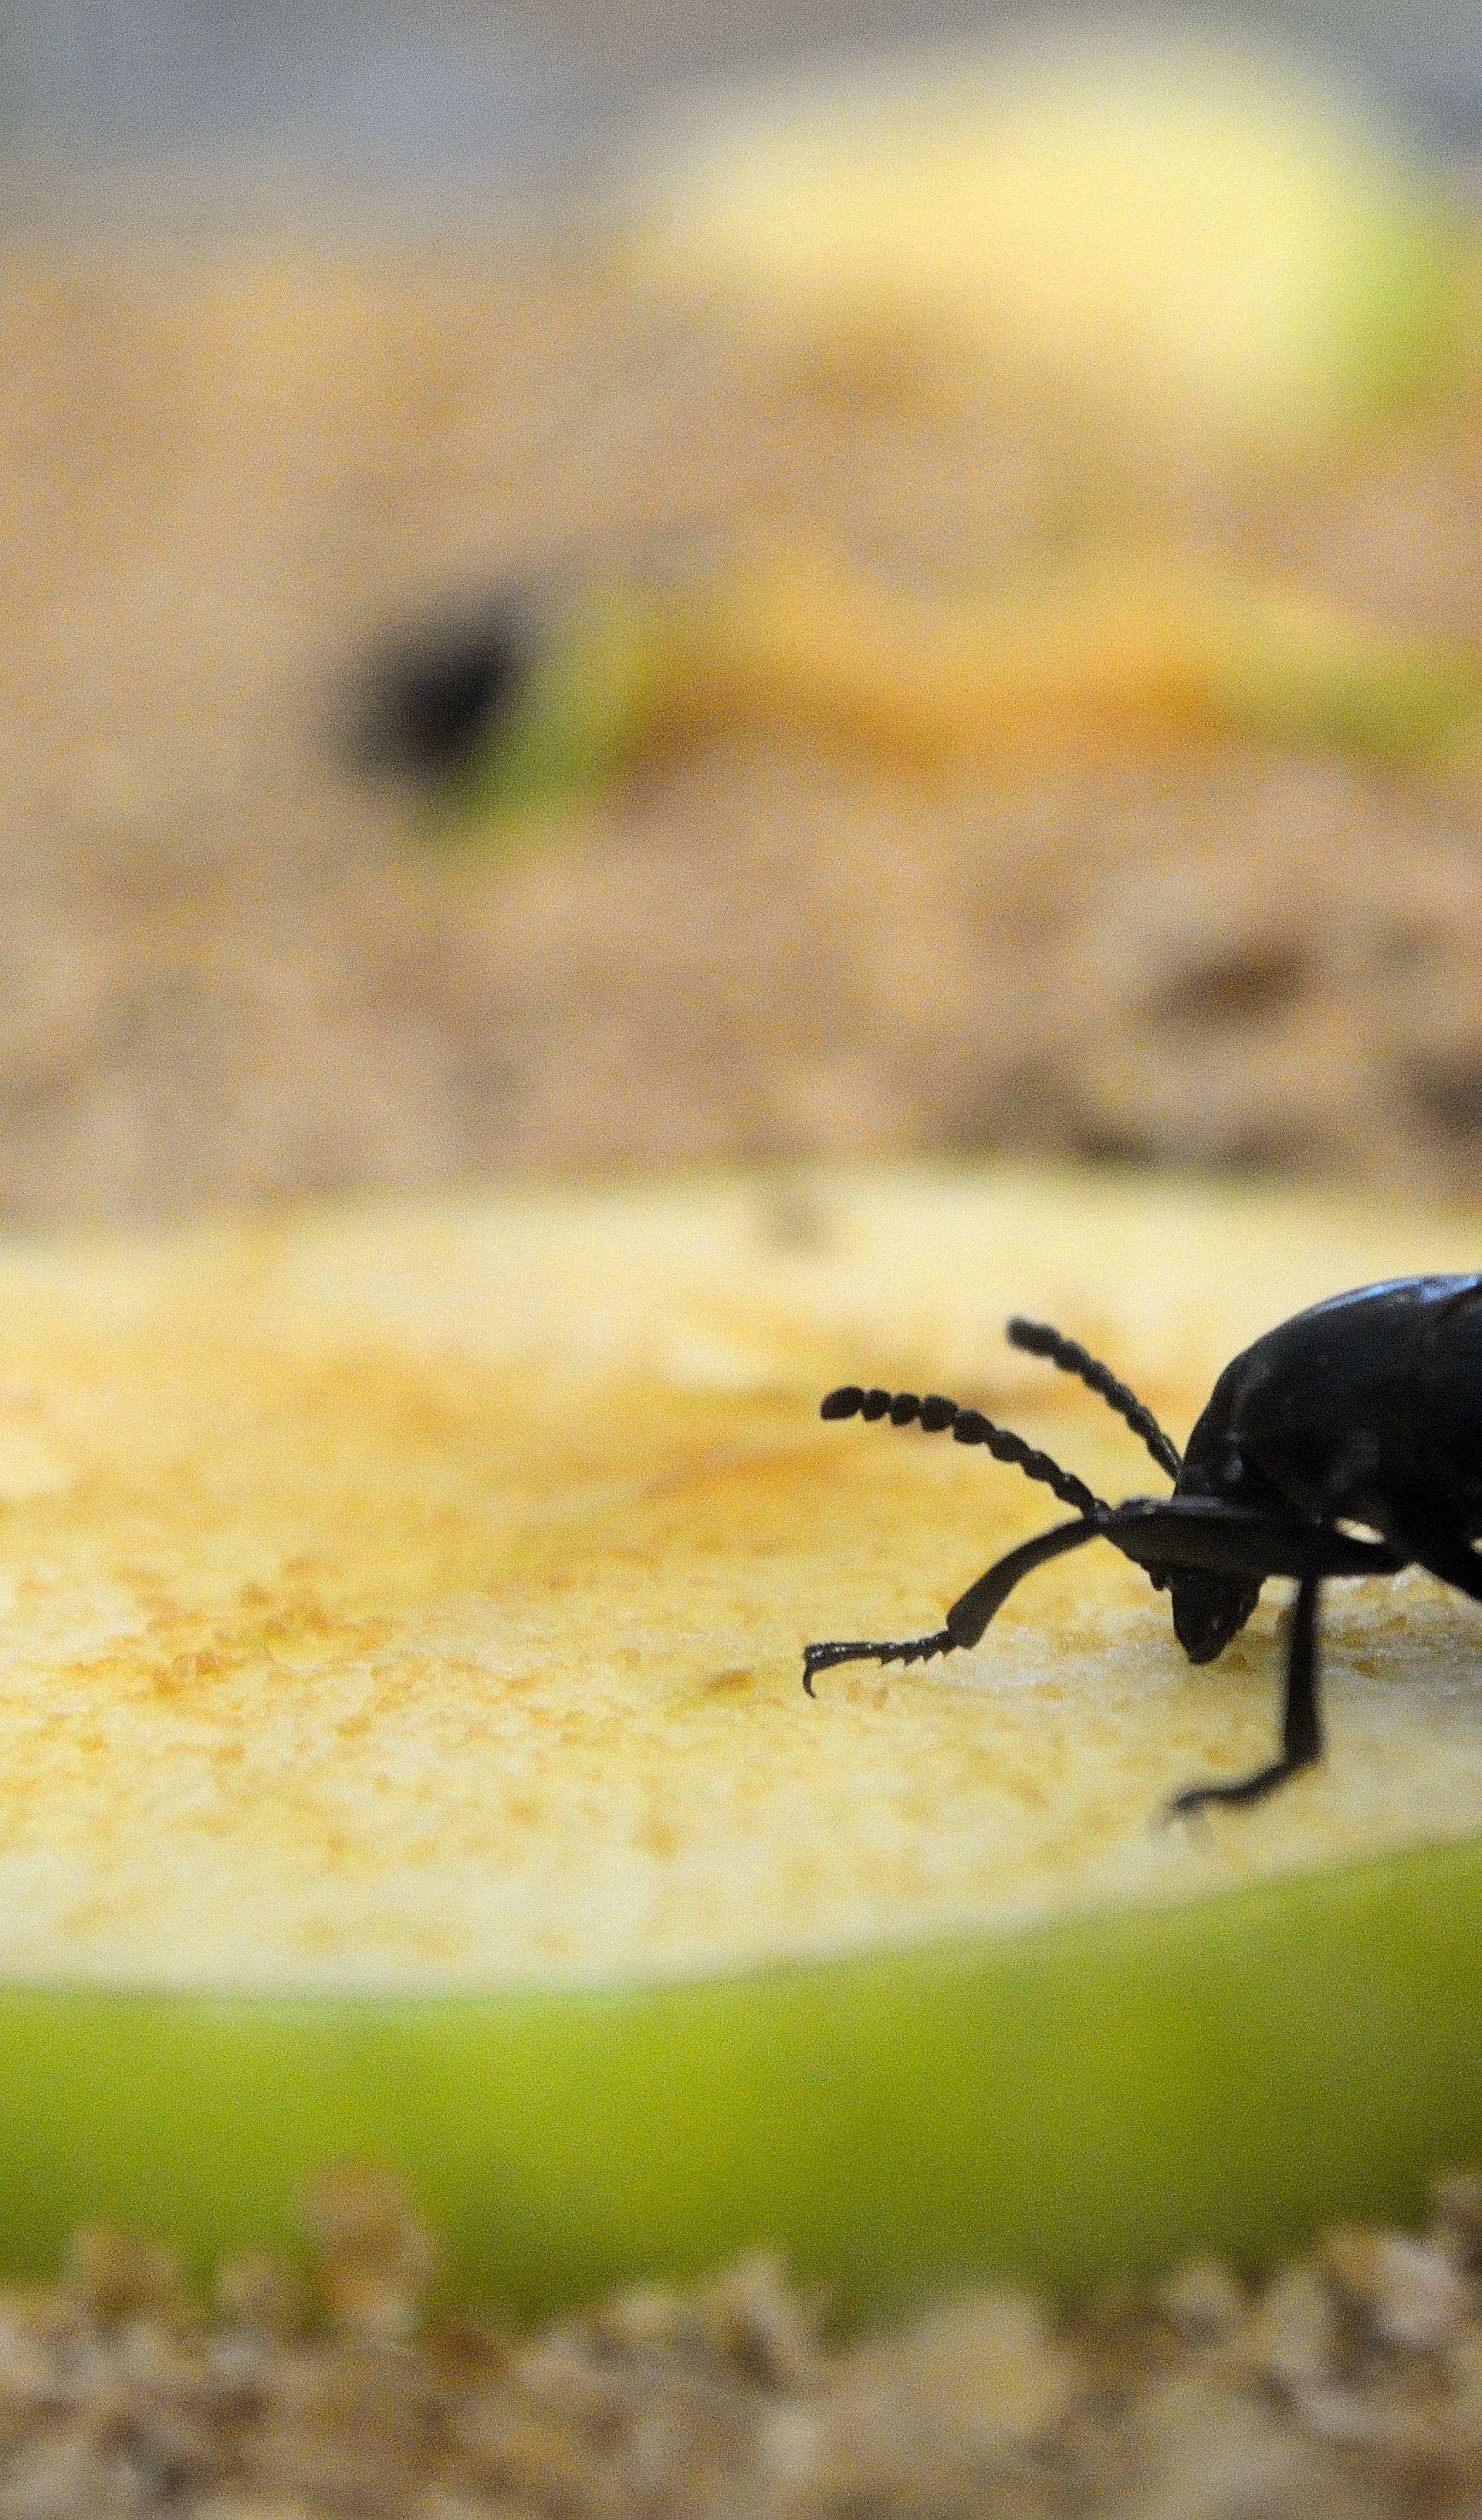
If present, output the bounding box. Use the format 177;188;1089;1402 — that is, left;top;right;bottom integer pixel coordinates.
0;1164;1480;1991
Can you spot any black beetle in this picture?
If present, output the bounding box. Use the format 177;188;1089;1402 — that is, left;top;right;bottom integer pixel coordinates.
804;1276;1482;1816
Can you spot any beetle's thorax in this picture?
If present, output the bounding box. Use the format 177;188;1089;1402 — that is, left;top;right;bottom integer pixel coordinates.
1166;1275;1482;1650
1194;1276;1482;1519
1159;1280;1482;1653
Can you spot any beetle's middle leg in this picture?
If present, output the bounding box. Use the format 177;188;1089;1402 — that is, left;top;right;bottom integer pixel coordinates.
1372;1507;1482;1607
1165;1573;1323;1818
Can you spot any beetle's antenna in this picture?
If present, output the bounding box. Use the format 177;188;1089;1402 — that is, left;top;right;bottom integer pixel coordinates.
819;1385;1106;1520
1005;1318;1183;1483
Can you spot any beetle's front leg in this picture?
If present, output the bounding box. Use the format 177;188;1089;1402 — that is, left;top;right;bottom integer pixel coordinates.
1166;1572;1323;1819
803;1514;1111;1692
934;1498;1396;1658
801;1498;1396;1699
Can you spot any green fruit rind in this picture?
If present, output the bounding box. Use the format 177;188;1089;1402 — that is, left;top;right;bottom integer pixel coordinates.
10;1825;1482;2320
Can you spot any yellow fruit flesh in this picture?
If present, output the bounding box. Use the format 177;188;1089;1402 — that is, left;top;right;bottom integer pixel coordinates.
0;1166;1479;1993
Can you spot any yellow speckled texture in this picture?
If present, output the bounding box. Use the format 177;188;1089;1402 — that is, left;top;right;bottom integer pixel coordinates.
0;1162;1479;1991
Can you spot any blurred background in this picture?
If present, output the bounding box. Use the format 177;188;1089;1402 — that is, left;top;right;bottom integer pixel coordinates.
0;0;1478;1226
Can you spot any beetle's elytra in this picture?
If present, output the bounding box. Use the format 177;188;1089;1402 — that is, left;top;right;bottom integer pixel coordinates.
804;1276;1482;1816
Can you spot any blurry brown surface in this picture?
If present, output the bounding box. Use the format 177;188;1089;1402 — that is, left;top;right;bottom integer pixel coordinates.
2;229;1481;1228
12;2163;1482;2516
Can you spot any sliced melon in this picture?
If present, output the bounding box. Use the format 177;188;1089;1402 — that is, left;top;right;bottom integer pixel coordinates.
637;42;1472;452
440;549;1482;827
2;1167;1482;2315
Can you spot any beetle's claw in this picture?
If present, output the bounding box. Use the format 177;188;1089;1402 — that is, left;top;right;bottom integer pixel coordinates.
803;1628;955;1693
1162;1758;1301;1823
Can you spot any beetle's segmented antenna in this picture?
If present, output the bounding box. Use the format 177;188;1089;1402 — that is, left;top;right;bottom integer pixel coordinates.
1005;1319;1183;1482
818;1386;1105;1519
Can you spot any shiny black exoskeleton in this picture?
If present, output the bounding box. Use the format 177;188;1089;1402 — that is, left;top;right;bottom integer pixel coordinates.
804;1277;1482;1815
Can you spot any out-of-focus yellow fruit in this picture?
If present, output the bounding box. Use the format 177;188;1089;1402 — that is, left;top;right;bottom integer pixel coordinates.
441;548;1482;825
636;42;1473;451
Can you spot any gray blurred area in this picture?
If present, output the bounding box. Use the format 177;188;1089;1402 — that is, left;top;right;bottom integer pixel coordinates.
0;0;1479;212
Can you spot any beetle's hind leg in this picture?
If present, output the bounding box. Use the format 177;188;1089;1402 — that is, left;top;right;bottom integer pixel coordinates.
1165;1573;1323;1819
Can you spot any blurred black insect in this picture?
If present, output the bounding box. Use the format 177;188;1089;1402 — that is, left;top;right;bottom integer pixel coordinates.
354;606;533;780
804;1278;1482;1815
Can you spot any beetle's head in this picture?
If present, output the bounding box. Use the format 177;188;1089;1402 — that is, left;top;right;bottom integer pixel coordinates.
1167;1570;1261;1664
1166;1380;1265;1659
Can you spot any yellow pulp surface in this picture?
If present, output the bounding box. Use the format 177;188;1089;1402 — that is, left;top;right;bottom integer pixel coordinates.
0;1165;1478;1989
